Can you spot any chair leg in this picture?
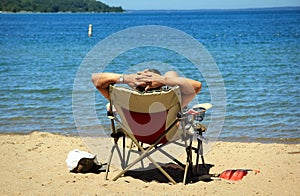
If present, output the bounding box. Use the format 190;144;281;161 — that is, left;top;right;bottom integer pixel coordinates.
183;161;189;184
198;132;206;167
105;145;116;180
125;140;134;166
183;142;193;184
105;142;125;180
122;136;126;167
195;129;206;176
195;140;201;175
112;140;177;184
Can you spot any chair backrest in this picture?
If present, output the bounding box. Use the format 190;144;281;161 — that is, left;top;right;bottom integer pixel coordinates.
109;85;182;144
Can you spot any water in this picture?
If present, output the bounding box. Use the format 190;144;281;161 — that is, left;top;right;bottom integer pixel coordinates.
0;9;299;143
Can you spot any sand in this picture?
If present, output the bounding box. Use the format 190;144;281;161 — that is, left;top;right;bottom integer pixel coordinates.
0;131;299;195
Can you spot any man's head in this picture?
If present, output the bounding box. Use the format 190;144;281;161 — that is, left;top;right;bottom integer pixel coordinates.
147;69;161;75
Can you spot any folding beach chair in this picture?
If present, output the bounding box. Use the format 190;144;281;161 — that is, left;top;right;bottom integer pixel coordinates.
105;85;209;184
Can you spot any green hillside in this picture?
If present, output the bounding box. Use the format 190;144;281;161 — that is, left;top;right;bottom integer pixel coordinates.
0;0;124;13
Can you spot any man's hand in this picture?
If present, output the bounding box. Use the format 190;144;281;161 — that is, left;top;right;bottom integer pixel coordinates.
138;70;164;91
124;73;148;88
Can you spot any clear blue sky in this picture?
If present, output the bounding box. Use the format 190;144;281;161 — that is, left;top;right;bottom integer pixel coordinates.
101;0;300;10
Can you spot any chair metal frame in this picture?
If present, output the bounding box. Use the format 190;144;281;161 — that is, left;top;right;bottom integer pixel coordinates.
104;85;208;184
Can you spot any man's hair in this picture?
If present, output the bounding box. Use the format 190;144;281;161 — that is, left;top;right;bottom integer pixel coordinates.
148;69;161;75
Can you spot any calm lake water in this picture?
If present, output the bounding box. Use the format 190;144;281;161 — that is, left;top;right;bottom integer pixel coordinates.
0;8;299;143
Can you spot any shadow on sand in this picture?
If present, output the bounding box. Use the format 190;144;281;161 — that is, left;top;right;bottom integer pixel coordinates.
124;163;214;184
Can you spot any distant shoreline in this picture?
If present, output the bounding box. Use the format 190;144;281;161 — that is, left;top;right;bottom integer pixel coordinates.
1;6;299;14
0;11;124;15
0;11;126;14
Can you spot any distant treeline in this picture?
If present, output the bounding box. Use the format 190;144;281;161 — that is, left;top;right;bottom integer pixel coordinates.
0;0;124;13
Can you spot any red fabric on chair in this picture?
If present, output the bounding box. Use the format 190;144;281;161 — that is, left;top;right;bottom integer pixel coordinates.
122;108;169;144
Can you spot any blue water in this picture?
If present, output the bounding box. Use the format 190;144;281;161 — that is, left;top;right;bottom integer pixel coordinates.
0;9;299;143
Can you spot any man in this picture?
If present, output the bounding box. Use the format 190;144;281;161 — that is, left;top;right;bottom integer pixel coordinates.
91;69;201;107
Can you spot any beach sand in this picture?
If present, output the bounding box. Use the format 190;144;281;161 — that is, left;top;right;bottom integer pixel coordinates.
0;131;299;195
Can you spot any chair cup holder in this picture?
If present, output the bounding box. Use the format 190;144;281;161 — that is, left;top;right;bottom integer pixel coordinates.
193;107;206;123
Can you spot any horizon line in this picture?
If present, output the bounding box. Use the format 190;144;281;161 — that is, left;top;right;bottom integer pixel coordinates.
123;6;300;11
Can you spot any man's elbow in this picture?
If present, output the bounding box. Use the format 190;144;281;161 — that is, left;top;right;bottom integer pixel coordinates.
91;73;100;88
195;82;202;94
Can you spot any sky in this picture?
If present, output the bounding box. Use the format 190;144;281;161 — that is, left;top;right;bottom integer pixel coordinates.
101;0;300;10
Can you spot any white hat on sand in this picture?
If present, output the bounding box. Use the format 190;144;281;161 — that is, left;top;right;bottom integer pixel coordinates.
66;149;95;171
